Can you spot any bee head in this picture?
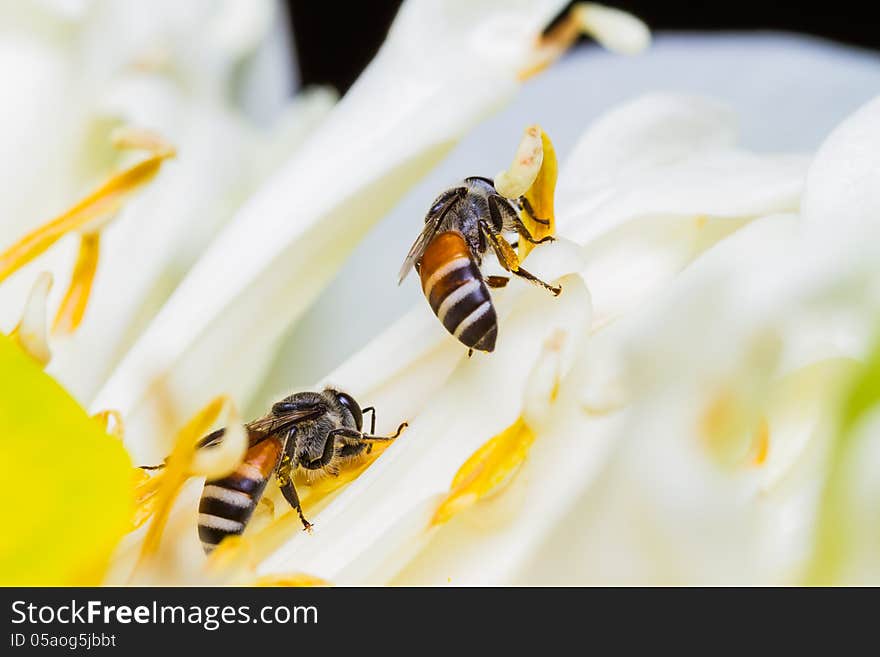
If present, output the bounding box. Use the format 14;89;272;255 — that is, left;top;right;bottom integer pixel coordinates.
333;390;363;431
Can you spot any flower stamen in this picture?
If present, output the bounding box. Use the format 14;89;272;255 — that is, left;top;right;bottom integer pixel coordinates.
518;3;650;81
0;129;175;334
132;395;239;572
495;125;543;200
519;128;558;260
93;409;125;439
432;335;564;526
53;232;101;334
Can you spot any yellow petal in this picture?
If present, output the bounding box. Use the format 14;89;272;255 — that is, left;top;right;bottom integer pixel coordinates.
0;334;132;585
53;232;101;335
432;418;535;526
519;129;557;259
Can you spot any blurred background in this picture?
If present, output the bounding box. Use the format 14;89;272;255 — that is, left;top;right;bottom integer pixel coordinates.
287;1;880;93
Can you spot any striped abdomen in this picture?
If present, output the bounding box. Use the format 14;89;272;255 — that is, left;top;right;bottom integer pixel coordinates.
419;231;497;352
198;437;282;553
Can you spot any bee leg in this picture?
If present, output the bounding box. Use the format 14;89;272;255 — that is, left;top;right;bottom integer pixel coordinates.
329;422;408;446
361;421;408;442
494;196;554;245
143;427;230;470
277;469;312;532
518;196;551;225
467;348;474;358
360;406;377;434
486;275;509;288
480;222;562;296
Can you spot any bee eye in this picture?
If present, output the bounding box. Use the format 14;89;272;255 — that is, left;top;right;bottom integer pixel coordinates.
335;392;363;431
272;401;296;415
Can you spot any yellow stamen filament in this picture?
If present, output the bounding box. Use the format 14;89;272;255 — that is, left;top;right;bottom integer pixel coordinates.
0;151;173;284
111;127;175;156
519;129;557;259
9;272;53;366
518;3;650;81
190;406;247;480
495;125;543;200
432;418;536;526
53;233;101;334
133;395;234;572
0;129;174;336
93;409;125;439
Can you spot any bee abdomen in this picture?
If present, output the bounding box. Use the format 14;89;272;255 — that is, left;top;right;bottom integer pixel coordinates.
197;439;280;553
420;231;497;352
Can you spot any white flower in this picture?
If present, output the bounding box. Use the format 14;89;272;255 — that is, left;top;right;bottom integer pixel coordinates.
251;93;817;585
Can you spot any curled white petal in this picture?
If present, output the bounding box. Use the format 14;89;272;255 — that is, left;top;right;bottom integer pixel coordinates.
495;124;543;199
576;3;651;56
12;272;53;366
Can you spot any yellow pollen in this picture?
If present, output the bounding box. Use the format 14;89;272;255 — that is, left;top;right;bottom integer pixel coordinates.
253;574;332;587
432;418;535;526
519;129;557;260
750;418;770;466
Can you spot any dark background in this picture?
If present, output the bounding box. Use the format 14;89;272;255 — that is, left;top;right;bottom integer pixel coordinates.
287;1;880;94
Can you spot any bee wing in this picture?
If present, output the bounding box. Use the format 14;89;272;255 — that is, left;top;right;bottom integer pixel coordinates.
245;403;326;435
398;190;463;284
398;219;441;284
197;404;325;450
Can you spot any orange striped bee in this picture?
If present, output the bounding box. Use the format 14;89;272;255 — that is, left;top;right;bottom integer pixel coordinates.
399;176;560;353
195;389;406;553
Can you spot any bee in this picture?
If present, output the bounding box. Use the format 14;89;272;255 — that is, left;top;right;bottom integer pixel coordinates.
195;388;406;553
398;176;561;353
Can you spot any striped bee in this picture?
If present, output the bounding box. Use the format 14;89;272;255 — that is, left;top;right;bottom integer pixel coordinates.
196;389;406;553
399;176;560;353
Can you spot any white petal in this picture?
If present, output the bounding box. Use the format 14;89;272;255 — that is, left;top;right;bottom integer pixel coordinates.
801;95;880;240
577;3;651;56
556;93;738;214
